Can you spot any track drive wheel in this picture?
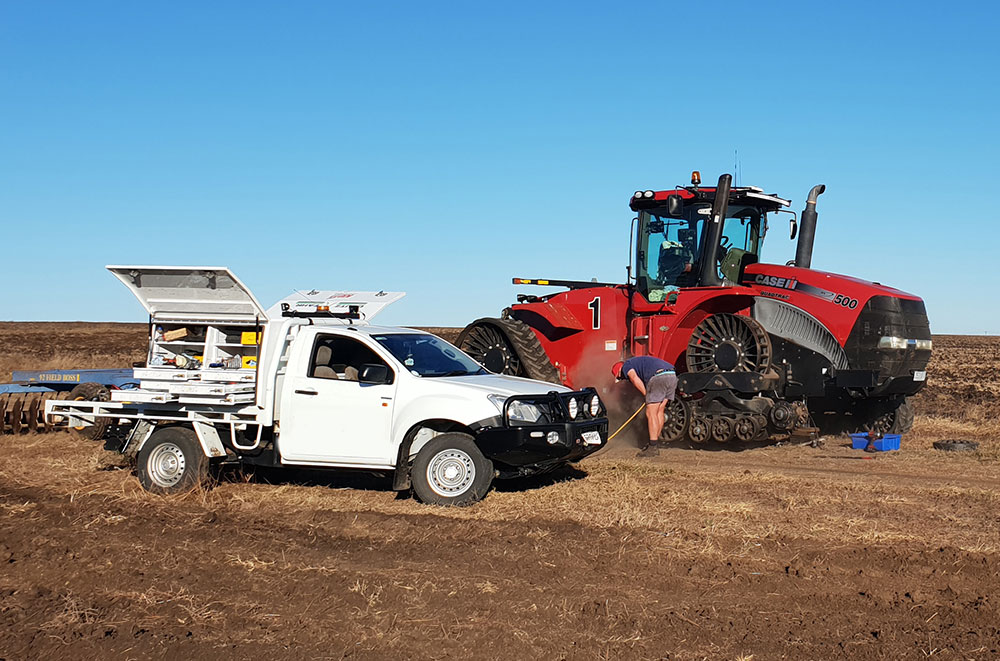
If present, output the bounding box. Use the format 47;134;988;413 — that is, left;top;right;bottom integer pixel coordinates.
686;313;772;374
456;317;561;384
68;382;113;441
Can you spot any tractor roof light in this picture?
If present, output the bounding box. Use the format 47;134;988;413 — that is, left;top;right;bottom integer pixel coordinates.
691;170;701;185
643;190;654;198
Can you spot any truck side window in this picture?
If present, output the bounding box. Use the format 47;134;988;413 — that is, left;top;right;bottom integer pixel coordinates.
308;335;392;382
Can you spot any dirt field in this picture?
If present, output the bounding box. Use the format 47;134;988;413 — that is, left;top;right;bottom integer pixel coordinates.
2;324;999;659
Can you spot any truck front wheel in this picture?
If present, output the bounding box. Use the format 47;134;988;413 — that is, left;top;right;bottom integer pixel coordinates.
411;433;493;506
136;427;208;494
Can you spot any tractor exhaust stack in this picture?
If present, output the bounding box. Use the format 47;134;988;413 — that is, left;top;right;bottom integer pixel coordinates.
699;173;732;287
794;184;826;269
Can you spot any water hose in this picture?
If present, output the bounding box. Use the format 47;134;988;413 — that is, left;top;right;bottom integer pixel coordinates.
608;403;646;441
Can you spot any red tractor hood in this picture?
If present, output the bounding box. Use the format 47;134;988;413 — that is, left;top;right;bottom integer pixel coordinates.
742;263;922;345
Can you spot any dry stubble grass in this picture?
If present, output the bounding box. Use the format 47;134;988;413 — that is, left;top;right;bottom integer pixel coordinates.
2;326;998;562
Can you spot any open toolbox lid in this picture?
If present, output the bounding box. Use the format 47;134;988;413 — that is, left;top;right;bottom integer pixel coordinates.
107;265;268;322
266;289;404;322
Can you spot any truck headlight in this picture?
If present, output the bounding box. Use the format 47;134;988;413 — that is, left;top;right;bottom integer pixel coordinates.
589;394;600;417
488;394;543;423
567;397;579;420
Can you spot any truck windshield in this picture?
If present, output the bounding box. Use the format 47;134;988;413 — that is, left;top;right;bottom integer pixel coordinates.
371;334;487;377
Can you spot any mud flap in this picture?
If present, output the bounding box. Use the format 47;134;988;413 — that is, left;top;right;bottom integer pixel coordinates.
192;422;228;459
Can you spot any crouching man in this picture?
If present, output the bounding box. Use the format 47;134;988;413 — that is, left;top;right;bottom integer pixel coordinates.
612;356;677;457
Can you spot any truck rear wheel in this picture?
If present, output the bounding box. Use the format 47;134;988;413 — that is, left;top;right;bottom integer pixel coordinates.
411;433;493;506
136;427;208;495
67;382;112;441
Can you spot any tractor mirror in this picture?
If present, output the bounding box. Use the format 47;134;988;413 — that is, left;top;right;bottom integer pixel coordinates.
667;195;684;216
789;218;798;240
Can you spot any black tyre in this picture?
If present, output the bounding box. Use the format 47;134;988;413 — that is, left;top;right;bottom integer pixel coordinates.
136;426;208;494
933;439;979;452
67;382;112;441
885;398;915;434
862;398;915;435
457;317;561;384
411;433;494;506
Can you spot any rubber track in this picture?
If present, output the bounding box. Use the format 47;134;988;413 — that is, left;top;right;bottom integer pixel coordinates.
457;317;561;384
497;318;562;384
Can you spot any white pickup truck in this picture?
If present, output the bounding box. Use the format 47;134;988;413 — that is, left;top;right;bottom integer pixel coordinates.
47;266;608;505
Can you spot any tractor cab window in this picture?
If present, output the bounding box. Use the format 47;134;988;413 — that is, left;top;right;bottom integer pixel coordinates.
637;212;701;302
718;207;763;284
636;205;765;301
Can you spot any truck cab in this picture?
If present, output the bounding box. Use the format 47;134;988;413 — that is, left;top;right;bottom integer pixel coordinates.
47;266;609;506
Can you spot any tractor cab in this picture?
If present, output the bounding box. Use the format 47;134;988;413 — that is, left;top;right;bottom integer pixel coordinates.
630;174;789;303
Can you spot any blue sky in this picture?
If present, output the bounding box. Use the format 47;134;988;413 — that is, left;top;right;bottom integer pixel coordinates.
1;1;997;333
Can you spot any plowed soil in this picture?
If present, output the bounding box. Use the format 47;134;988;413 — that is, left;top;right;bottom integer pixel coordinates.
1;324;999;659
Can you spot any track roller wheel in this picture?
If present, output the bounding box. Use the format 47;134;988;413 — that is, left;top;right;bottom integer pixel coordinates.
660;398;690;443
688;414;709;444
733;415;759;442
686;313;772;374
456;317;560;384
710;416;734;443
753;414;769;434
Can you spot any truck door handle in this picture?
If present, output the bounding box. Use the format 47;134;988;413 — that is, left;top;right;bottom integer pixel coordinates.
294;389;318;396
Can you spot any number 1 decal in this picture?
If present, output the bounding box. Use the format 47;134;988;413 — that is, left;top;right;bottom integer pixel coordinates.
587;297;601;330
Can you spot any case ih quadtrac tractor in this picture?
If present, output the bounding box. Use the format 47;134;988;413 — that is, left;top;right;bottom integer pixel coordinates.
457;173;932;444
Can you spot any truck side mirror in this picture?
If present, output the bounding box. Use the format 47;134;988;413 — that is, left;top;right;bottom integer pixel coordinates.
359;363;392;384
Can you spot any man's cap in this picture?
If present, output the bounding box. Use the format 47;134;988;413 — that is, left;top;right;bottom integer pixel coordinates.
611;361;624;380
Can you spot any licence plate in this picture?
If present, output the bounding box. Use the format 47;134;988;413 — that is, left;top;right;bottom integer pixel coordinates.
912;370;927;382
582;431;602;445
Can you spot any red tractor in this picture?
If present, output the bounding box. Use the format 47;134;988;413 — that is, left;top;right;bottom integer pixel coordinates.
457;173;931;443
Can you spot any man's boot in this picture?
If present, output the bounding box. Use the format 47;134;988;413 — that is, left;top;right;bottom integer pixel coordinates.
637;441;660;458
